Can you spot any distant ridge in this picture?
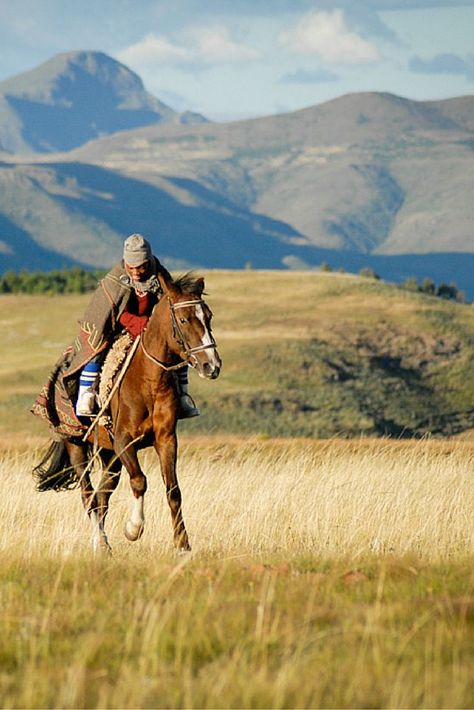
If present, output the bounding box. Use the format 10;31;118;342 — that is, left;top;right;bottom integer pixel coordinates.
70;89;474;256
0;51;473;296
0;50;207;153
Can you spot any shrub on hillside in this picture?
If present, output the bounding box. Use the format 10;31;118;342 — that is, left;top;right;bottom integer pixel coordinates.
360;267;380;280
0;268;106;294
400;276;464;302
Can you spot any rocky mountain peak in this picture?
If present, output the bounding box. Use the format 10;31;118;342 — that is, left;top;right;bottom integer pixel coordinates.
0;50;207;153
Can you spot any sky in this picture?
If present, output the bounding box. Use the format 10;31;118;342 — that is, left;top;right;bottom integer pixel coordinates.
1;0;474;121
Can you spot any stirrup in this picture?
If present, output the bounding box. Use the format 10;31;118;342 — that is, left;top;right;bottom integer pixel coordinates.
178;393;200;419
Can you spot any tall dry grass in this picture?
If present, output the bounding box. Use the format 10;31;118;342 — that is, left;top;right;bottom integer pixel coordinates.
0;438;473;709
1;437;472;561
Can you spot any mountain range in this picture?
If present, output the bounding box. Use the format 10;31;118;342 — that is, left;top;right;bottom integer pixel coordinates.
0;51;473;296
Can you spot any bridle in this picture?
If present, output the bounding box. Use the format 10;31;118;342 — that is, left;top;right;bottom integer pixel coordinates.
140;296;217;371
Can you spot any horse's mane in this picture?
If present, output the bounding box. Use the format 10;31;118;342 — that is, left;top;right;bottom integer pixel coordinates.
173;272;204;296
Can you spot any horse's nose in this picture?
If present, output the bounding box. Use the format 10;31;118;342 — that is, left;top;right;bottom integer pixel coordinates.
203;361;220;379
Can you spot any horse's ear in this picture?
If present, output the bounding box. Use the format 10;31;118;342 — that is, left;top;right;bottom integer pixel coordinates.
158;272;173;296
195;277;205;296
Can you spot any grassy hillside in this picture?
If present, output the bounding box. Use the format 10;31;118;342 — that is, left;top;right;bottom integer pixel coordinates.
2;270;474;440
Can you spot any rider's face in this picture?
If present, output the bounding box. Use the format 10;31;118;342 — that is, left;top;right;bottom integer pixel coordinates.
125;260;151;282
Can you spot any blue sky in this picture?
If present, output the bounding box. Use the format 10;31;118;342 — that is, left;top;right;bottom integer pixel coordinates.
1;0;473;120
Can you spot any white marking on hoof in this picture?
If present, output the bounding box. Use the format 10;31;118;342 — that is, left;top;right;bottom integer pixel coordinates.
125;496;145;542
124;520;144;541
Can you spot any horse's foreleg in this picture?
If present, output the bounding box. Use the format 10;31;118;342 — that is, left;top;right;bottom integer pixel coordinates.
154;432;190;552
115;435;147;542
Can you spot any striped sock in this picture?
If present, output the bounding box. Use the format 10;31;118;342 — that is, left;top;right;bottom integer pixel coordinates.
79;361;100;389
177;366;189;388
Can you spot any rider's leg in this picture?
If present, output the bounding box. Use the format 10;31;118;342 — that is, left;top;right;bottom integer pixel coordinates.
76;357;101;416
176;366;200;419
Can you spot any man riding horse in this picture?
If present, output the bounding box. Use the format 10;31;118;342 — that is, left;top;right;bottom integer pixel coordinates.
32;233;199;436
32;248;221;552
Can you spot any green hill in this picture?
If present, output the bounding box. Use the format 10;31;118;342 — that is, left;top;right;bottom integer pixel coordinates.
2;270;474;440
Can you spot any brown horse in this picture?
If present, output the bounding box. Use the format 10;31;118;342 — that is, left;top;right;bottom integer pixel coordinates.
33;272;222;553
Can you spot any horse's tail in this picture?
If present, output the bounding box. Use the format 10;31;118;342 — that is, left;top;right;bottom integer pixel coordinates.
33;439;77;492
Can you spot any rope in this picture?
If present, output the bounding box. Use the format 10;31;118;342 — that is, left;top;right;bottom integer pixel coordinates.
139;337;189;371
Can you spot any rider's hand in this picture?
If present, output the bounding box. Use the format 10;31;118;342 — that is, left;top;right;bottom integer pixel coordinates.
122;314;149;338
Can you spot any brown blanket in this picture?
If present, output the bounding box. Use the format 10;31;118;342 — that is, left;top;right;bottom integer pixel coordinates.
31;346;87;438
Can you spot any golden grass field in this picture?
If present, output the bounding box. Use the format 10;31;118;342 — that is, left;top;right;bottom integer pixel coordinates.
0;437;473;708
2;437;473;561
0;271;473;708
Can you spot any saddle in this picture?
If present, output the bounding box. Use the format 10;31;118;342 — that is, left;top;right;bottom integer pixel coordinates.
97;331;134;429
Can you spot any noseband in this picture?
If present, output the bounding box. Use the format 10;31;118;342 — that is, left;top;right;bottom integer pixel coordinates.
140;296;217;371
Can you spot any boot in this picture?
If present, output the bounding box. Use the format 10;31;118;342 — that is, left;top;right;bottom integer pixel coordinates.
178;383;200;419
76;362;100;417
76;387;97;416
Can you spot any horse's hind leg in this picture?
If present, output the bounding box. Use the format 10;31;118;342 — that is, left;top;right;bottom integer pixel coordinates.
92;450;122;553
67;441;103;550
114;434;147;542
67;441;97;515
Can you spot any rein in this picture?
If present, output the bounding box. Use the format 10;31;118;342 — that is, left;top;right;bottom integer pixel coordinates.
140;296;216;371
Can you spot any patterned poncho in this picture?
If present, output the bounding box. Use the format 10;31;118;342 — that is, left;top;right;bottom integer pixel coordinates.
31;257;170;437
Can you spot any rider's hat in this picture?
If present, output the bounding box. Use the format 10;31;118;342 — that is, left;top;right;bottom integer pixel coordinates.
123;233;152;266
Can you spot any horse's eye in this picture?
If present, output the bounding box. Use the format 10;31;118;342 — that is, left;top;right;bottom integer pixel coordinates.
180;317;188;324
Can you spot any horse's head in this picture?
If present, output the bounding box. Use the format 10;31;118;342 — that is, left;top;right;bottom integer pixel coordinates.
158;272;222;379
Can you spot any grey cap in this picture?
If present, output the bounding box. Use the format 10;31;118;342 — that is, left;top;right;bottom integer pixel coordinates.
123;233;152;266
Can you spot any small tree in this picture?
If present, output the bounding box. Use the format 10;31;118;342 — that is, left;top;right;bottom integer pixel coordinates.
436;282;461;301
420;277;436;295
401;276;420;292
359;267;380;280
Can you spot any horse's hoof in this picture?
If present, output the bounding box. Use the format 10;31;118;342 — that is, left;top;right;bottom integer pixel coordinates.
177;547;192;556
124;521;144;541
100;541;113;556
92;535;112;555
176;537;191;553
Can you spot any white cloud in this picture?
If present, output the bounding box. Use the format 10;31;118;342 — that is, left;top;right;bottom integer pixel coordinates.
189;25;260;64
117;34;191;66
280;9;379;64
117;26;259;70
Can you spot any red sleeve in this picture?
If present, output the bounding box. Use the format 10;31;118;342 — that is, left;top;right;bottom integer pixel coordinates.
119;311;149;338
